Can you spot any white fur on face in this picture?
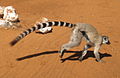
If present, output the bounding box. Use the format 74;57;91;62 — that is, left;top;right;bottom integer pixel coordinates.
102;36;109;44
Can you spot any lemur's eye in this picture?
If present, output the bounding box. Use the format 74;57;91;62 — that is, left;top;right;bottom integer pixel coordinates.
104;37;107;40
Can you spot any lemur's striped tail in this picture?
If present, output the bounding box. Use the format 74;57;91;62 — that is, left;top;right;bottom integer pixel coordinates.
10;21;75;46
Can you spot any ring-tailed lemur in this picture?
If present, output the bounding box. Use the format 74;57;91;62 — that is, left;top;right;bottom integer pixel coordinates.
10;21;111;62
59;23;110;62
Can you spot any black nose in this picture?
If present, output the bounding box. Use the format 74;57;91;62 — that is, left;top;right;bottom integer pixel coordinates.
107;41;111;45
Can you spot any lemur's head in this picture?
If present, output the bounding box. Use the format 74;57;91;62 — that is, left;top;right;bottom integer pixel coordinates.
102;36;111;45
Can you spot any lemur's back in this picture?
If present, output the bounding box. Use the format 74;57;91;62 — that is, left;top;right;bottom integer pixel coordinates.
75;23;100;42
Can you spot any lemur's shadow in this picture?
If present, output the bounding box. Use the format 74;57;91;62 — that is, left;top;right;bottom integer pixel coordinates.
16;50;112;62
60;51;112;63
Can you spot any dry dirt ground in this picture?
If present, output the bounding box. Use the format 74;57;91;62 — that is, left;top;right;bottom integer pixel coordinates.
0;0;120;78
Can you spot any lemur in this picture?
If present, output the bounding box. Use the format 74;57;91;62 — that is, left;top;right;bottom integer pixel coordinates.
10;21;111;62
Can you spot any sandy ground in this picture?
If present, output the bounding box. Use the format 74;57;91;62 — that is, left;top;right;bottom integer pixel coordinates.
0;0;120;78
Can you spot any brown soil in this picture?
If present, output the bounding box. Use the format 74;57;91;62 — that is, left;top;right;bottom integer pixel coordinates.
0;0;120;78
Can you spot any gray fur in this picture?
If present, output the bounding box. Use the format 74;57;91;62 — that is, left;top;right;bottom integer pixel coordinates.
59;23;110;62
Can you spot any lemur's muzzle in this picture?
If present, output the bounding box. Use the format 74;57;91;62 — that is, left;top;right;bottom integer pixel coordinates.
106;41;111;45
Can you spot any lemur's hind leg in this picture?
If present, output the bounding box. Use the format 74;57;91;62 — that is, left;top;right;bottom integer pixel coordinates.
59;41;81;58
79;44;92;61
59;28;83;58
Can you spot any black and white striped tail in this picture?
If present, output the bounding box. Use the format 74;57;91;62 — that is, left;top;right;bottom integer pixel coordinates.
10;21;75;46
